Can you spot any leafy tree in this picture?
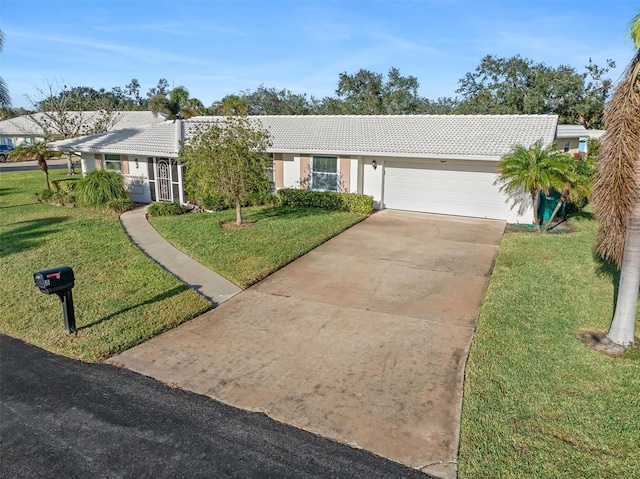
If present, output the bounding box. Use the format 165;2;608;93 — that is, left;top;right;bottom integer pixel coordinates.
9;141;57;189
0;30;10;108
456;55;614;128
239;85;314;115
590;10;640;349
333;67;422;114
149;85;203;120
497;140;575;230
181;115;272;225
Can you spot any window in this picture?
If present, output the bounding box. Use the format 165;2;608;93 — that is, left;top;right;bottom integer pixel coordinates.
578;139;587;153
311;156;338;192
563;141;571;153
104;154;121;172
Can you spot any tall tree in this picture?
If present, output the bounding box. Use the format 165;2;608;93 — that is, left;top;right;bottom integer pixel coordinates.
0;29;11;108
211;95;248;116
591;11;640;349
26;81;121;174
240;85;314;115
497;141;574;230
150;86;203;119
181;115;272;225
456;54;614;128
334;67;422;115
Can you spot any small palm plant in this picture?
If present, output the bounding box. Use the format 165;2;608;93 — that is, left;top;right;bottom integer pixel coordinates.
497;140;575;230
9;141;57;189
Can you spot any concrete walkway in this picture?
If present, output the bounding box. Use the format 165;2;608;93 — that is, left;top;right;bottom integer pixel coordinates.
112;210;505;479
120;206;241;305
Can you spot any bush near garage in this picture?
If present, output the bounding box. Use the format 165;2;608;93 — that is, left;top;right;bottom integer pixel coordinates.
277;189;374;214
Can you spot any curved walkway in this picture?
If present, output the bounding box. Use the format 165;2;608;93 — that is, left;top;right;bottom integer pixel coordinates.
120;206;241;305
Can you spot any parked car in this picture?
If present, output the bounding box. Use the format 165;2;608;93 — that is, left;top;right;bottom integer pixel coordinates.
0;144;14;162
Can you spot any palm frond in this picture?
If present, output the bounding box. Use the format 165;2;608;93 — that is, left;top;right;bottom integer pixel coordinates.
592;49;640;267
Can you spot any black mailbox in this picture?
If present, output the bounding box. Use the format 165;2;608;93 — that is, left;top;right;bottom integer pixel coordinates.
33;266;76;334
34;266;75;295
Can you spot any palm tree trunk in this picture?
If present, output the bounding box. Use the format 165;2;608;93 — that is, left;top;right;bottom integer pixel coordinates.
43;170;50;190
531;189;541;230
235;200;242;225
606;197;640;347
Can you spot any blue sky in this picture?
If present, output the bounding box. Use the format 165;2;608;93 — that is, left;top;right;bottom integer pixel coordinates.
1;0;638;110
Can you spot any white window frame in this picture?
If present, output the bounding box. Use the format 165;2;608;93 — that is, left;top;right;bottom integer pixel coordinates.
311;156;339;192
104;154;121;172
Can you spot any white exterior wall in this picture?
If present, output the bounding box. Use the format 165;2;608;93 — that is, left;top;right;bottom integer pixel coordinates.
282;154;300;188
362;157;384;209
349;158;358;193
123;157;152;203
80;153;97;175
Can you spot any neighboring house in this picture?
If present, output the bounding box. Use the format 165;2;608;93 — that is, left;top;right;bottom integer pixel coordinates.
49;114;559;223
0;111;166;147
556;124;605;156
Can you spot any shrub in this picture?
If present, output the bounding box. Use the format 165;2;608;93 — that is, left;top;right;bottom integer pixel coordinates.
200;194;230;212
277;189;374;214
75;170;128;208
51;177;80;195
147;201;187;216
36;188;55;203
105;198;134;214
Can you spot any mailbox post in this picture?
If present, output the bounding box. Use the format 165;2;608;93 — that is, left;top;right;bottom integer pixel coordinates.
33;266;76;334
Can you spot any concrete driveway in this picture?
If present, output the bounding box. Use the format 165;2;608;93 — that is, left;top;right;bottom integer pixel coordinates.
110;210;504;478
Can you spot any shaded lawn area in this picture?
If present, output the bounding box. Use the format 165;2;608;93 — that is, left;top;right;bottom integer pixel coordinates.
0;169;211;362
458;212;640;478
149;206;367;288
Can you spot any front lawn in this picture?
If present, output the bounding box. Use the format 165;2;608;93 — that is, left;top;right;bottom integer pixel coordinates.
149;206;367;288
0;169;212;361
458;212;640;478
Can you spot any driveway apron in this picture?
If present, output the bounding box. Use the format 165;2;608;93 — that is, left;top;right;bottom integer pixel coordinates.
110;209;504;478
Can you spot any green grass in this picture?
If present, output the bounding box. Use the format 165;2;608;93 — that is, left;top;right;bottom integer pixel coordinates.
149;206;367;288
0;169;211;362
459;212;640;478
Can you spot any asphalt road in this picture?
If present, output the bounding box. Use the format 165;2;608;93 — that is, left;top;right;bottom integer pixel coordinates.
0;158;68;171
0;335;433;479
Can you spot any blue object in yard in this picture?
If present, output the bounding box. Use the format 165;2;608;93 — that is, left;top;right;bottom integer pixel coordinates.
537;190;564;224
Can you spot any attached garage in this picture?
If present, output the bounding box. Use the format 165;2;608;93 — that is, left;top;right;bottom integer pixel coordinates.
383;160;508;220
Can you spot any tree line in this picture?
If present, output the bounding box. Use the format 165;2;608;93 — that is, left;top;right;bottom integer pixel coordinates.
1;54;615;129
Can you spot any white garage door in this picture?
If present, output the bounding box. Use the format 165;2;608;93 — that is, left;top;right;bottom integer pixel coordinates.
384;161;507;219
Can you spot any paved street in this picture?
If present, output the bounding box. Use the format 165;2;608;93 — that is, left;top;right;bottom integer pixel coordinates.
0;335;431;478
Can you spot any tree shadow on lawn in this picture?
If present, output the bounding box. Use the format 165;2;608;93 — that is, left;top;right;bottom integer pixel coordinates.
0;216;70;258
77;285;196;331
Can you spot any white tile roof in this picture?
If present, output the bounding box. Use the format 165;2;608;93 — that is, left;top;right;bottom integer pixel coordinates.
556;124;605;139
0;111;166;137
49;114;559;161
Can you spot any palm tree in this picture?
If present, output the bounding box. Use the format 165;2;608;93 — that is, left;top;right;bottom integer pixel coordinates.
0;30;11;108
9;142;56;189
497;140;574;230
149;86;200;120
211;95;248;116
591;11;640;349
543;156;593;231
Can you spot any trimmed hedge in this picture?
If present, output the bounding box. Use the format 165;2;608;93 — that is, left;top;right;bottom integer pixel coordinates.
277;189;374;214
51;177;80;194
147;201;188;216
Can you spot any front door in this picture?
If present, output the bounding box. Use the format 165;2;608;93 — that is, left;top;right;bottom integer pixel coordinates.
156;159;172;201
